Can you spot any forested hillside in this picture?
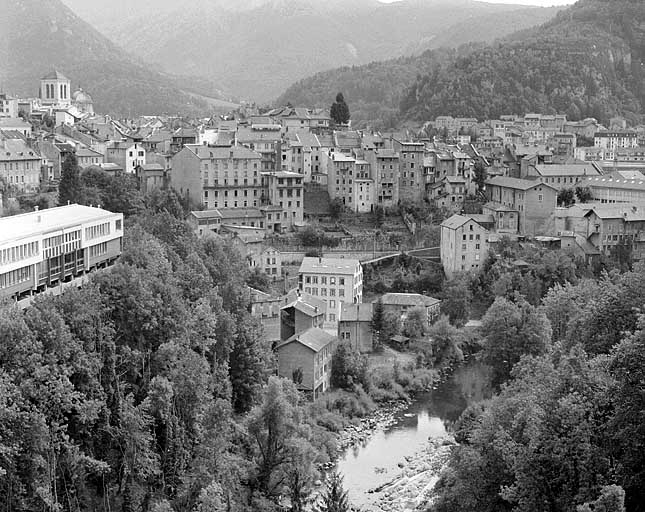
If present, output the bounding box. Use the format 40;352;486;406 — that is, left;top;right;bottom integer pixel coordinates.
279;0;645;128
402;0;645;124
276;49;456;130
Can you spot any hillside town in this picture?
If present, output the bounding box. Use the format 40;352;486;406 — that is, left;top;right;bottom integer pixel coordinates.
2;69;645;512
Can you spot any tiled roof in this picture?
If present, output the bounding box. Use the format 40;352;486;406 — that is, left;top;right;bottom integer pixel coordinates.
0;139;41;161
75;147;103;157
281;293;327;317
533;164;600;176
379;293;441;308
585;204;645;221
441;214;470;229
190;209;222;220
276;327;336;353
486;176;555;191
217;207;263;219
184;144;261;160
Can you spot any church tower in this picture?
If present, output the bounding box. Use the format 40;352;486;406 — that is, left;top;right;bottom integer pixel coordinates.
40;70;71;108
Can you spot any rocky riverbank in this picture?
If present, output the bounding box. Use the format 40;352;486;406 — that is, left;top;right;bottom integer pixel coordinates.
362;436;455;511
335;400;410;453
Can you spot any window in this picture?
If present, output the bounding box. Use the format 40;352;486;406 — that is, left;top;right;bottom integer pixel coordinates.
339;278;345;286
462;244;466;250
538;194;543;202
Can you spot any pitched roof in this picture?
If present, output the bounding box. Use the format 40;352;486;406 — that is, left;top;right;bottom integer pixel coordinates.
299;257;360;275
184;144;261;160
585;204;645;222
276;327;336;353
486;176;556;191
139;163;164;171
532;164;601;177
340;303;373;322
379;293;441;308
0;138;41;161
75;147;103;157
281;292;327;317
190;209;222;220
217;207;263;219
441;214;471;229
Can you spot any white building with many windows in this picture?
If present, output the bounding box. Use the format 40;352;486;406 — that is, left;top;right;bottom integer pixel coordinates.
0;204;123;300
298;257;362;326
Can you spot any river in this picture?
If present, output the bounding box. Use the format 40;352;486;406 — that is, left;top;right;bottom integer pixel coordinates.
337;362;493;508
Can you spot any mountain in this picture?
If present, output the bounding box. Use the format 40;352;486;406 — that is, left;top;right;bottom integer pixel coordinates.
60;0;561;104
0;0;231;116
400;0;645;125
278;0;645;128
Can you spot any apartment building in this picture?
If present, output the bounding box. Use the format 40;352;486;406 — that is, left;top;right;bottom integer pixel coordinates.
526;163;601;190
393;140;425;202
579;176;645;204
298;257;363;325
0;135;42;192
440;214;490;278
262;171;304;230
366;148;400;209
327;151;356;207
484;176;557;235
0;94;18;118
594;131;638;151
0;204;123;301
237;125;282;172
172;144;263;209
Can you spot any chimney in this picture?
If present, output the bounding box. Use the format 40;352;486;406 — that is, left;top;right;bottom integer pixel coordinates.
318;256;322;264
34;205;39;212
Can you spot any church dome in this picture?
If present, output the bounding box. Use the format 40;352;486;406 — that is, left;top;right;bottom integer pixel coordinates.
72;88;93;104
